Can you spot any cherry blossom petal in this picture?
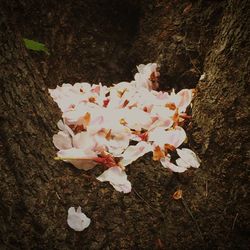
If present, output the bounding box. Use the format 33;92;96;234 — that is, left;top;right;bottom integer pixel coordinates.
176;157;190;168
149;116;173;131
134;63;159;90
150;106;175;118
57;120;74;137
123;107;153;130
176;148;200;168
160;157;187;173
73;132;96;150
148;126;186;148
119;141;152;167
165;127;186;148
67;206;91;231
177;89;193;112
53;131;72;150
57;148;97;170
97;167;131;193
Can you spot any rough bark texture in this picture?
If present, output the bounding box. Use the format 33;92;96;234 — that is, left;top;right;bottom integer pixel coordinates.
0;0;249;249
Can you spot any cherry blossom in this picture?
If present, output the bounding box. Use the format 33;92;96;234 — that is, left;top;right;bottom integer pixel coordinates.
67;206;91;231
50;63;200;193
119;141;153;167
148;126;186;149
133;63;159;90
160;156;188;173
97;167;132;193
176;148;201;168
57;148;97;170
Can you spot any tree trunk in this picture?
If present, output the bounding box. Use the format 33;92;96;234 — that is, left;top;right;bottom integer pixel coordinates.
0;0;249;249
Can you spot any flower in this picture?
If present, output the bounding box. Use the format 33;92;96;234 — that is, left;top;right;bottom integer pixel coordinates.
50;63;200;192
97;167;131;193
67;206;91;231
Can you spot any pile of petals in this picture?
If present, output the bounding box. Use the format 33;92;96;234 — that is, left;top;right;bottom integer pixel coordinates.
49;63;200;193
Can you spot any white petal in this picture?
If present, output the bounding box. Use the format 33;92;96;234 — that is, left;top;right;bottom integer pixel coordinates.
53;131;72;150
73;132;96;150
176;157;190;168
57;120;74;136
57;148;97;170
97;167;131;193
148;126;186;148
67;206;91;231
177;89;193;112
176;148;201;168
123;107;153;130
160;157;187;173
119;141;152;167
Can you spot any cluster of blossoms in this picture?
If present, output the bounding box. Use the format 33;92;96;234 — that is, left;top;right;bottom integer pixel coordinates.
49;63;200;195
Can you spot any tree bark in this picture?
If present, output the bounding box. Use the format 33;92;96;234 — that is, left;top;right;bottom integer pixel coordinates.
0;0;249;249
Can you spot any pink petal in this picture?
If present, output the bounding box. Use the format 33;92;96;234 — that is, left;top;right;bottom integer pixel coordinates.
97;167;131;193
177;89;193;112
160;157;187;173
57;148;97;170
72;132;96;150
119;141;152;167
53;131;72;150
176;148;200;168
67;206;91;231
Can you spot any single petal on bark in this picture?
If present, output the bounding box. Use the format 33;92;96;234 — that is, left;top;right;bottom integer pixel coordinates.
176;148;201;168
160;157;187;173
97;167;132;193
176;157;190;168
67;206;91;231
134;63;159;90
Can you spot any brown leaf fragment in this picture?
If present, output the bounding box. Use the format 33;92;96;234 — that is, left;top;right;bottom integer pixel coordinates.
173;189;183;200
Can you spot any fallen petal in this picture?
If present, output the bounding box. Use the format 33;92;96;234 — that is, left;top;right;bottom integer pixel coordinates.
53;131;72;150
97;167;132;193
67;206;91;231
57;148;97;170
119;141;152;167
160;157;187;173
176;148;201;168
